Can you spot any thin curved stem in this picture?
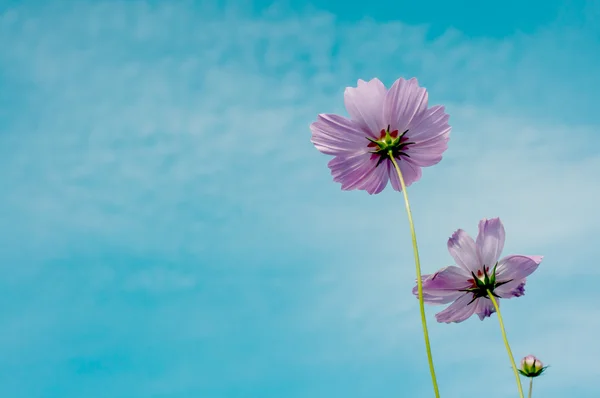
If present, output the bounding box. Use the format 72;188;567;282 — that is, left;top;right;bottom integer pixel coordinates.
487;290;524;398
389;154;440;398
528;377;533;398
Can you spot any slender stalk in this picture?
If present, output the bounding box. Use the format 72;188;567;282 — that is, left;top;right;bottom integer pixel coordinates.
487;290;524;398
528;378;533;398
389;154;440;398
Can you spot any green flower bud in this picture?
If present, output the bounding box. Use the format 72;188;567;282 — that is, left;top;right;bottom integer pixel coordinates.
518;355;548;378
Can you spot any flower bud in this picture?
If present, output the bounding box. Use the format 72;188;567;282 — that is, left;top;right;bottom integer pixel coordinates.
518;355;547;377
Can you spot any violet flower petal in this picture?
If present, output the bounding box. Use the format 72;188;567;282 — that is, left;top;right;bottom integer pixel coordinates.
435;294;478;324
383;77;428;133
327;153;388;195
405;140;449;168
408;105;451;143
496;255;543;282
387;157;422;191
476;218;506;268
475;297;496;320
310;114;370;156
404;106;450;167
362;159;390;194
343;78;386;136
495;279;526;298
412;266;472;305
447;229;480;273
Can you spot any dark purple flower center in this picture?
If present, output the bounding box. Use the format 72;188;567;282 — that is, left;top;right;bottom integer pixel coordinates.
366;125;413;167
458;262;513;305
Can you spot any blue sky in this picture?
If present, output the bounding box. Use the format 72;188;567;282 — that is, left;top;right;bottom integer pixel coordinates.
1;0;599;397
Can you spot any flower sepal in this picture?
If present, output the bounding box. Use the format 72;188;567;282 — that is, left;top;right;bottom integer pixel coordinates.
519;355;548;378
458;262;512;304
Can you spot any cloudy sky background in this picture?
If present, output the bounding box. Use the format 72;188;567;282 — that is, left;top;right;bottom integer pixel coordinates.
1;0;599;397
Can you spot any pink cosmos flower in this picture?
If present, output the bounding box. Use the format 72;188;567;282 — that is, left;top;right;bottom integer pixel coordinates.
413;218;543;323
310;78;451;194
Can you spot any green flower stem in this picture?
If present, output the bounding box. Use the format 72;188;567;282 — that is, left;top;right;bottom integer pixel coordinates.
487;290;524;398
389;154;440;398
528;378;533;398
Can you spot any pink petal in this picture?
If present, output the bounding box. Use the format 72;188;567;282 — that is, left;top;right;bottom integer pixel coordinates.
310;114;369;156
328;153;389;195
407;105;451;142
412;266;471;305
435;294;478;324
387;158;422;192
404;140;448;167
495;279;526;299
362;160;389;194
344;78;387;136
404;105;451;167
476;218;506;268
383;77;428;133
475;297;496;320
496;255;543;282
447;229;481;273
